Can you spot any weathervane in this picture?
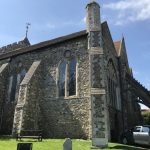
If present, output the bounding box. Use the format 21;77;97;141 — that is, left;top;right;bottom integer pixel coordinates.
25;23;31;38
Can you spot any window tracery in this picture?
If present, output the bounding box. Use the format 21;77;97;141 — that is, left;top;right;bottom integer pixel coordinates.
58;51;77;98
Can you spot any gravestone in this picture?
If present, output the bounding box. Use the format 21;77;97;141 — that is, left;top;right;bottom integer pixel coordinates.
17;143;32;150
63;138;72;150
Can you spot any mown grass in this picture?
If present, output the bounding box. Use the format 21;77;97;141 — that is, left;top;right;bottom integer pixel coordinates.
0;138;148;150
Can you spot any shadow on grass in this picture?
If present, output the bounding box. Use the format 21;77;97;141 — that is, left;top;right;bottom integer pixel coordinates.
0;138;12;141
0;137;41;142
0;136;12;141
109;145;148;150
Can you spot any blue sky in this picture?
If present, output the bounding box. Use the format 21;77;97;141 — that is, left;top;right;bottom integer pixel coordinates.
0;0;149;108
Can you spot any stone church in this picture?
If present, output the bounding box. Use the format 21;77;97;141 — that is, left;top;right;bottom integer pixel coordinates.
0;0;150;147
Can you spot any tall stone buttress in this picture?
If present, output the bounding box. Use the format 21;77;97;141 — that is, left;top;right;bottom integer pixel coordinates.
86;1;108;147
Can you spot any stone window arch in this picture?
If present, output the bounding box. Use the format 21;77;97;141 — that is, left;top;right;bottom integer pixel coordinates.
57;51;77;98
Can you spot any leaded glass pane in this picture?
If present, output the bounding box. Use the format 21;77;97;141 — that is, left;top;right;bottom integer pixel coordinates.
69;59;76;96
10;74;17;101
59;61;66;96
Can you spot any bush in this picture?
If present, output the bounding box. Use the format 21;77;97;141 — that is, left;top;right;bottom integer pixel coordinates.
142;111;150;125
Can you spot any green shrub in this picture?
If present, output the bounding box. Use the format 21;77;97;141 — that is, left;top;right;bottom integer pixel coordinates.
142;111;150;125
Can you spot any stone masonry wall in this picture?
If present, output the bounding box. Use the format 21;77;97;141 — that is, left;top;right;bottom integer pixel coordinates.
40;98;90;138
0;63;9;134
21;61;42;131
12;61;41;134
0;38;30;55
102;22;124;141
0;55;33;135
39;35;90;138
0;64;9;112
0;35;91;138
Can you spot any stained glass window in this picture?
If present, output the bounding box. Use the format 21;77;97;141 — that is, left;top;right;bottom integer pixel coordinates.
59;61;66;96
10;74;17;101
69;59;76;96
58;57;77;97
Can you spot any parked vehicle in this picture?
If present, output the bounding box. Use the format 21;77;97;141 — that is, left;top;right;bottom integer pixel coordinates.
121;125;150;146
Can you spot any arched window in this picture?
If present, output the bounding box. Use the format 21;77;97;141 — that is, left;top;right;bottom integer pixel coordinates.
58;58;77;97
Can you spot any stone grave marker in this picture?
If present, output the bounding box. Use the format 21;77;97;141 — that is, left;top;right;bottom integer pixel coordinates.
63;138;72;150
17;143;32;150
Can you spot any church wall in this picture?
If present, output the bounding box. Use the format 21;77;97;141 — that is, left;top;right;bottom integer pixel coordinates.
0;55;34;134
118;40;141;130
39;35;90;138
0;35;91;138
40;98;90;138
0;63;10;134
0;64;9;115
102;23;124;141
12;60;42;135
20;65;42;131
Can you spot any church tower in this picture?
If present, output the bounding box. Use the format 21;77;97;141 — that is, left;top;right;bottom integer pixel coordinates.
86;1;108;147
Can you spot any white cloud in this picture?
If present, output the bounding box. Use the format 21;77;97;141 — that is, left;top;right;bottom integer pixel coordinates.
103;0;150;25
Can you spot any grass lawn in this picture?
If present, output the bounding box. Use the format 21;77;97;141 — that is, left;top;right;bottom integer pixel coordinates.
0;138;148;150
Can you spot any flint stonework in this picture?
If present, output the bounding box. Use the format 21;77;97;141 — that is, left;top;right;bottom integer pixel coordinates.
0;1;144;145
